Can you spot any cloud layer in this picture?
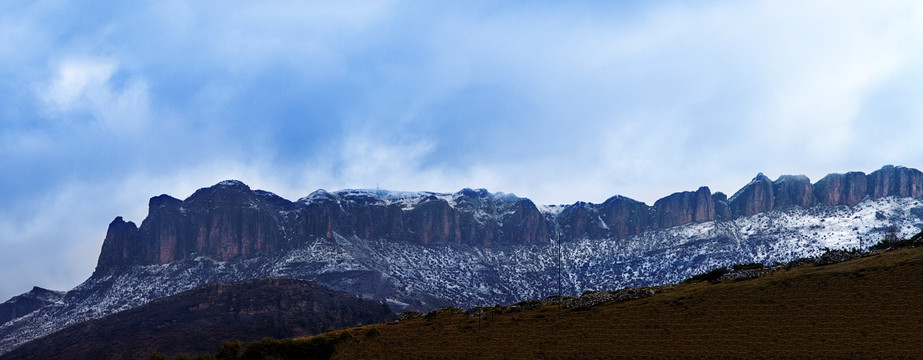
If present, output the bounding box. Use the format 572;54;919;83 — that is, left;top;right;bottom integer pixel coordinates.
2;1;923;301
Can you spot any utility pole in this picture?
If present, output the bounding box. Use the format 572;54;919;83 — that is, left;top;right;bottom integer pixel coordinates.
557;226;562;300
556;223;563;328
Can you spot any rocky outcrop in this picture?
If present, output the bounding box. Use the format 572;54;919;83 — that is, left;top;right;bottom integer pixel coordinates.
651;187;715;229
180;181;289;262
501;198;551;245
867;165;923;199
814;166;923;206
772;175;816;209
558;188;716;241
405;197;460;245
95;166;923;272
541;288;655;309
96;183;555;271
557;202;607;241
396;311;424;322
728;173;775;217
0;287;64;327
97;181;291;271
814;249;864;266
598;196;654;238
96;217;141;268
712;192;732;221
813;172;867;206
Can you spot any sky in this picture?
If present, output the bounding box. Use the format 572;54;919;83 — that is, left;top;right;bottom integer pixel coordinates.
2;1;923;301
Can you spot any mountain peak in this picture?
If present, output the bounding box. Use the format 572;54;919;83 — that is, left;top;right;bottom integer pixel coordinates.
215;179;249;189
185;180;257;204
0;286;65;327
455;188;490;198
148;194;182;212
774;174;810;183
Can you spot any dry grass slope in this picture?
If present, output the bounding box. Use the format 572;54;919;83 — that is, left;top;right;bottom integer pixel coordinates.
310;246;923;359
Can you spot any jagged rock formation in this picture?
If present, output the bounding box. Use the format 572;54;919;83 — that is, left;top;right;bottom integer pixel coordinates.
652;187;715;229
867;165;923;199
773;175;816;209
812;166;923;206
96;166;923;272
96;183;555;272
712;192;732;220
2;278;393;360
729;173;775;217
0;288;63;327
814;172;868;206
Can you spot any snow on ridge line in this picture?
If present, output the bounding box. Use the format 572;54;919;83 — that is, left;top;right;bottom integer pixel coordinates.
3;196;922;355
296;187;528;208
538;204;567;216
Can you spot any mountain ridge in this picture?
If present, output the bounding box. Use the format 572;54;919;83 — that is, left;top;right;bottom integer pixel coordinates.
95;164;923;272
1;278;393;360
2;164;922;355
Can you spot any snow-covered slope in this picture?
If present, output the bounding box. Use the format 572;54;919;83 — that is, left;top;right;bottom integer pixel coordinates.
2;196;921;354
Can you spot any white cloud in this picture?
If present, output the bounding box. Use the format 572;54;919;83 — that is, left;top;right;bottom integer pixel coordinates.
40;58;150;133
44;59;116;109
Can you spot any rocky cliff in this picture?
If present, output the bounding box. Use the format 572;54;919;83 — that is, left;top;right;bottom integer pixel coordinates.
97;181;291;270
729;173;775;217
813;172;868;206
96;166;923;272
652;187;715;229
812;166;923;206
712;192;732;220
867;165;923;199
95;183;555;272
773;175;816;209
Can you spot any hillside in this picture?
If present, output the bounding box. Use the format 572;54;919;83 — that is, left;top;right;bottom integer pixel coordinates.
0;278;392;360
0;288;63;326
264;245;923;358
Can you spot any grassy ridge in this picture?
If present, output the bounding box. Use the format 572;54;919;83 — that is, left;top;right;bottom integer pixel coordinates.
318;246;923;358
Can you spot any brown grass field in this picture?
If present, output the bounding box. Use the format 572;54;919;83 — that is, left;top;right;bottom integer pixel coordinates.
310;246;923;359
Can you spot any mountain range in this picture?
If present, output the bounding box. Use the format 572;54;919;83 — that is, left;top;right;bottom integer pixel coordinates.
1;164;922;355
1;278;392;360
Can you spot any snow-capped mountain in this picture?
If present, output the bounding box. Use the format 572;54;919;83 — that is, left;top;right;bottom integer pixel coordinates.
1;165;922;354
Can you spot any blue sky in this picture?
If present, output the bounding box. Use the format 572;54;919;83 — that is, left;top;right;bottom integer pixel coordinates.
2;1;923;301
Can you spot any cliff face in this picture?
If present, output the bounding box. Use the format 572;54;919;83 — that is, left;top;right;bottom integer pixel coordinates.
96;165;923;272
558;202;607;241
812;166;922;207
729;173;775;217
712;192;732;221
773;175;816;209
598;196;654;238
99;181;292;270
97;217;140;267
651;187;715;229
813;172;868;206
96;184;554;271
867;165;923;200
